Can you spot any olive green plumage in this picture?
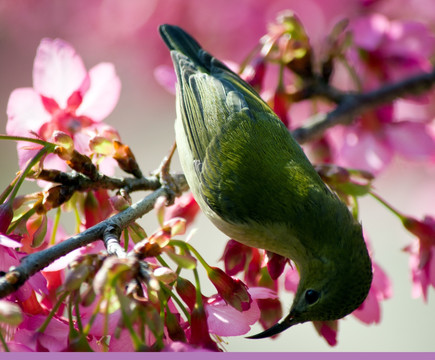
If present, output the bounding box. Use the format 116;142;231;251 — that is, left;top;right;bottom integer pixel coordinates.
159;24;373;338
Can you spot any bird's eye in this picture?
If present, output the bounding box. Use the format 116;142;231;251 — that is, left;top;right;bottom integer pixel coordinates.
305;289;320;305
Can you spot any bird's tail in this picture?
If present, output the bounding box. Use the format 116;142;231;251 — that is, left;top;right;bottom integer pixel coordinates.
159;24;210;71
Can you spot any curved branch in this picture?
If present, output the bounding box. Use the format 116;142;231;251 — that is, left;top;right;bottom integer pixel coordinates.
292;68;435;143
0;175;188;299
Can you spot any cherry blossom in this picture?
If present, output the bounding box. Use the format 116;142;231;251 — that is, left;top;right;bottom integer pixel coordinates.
6;38;121;172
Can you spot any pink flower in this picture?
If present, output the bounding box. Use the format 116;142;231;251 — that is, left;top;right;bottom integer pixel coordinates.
403;216;435;301
189;304;219;351
350;14;435;87
313;321;338;347
164;192;200;228
329;109;435;174
221;239;252;276
327;15;435;173
0;235;47;314
6;38;121;171
12;314;69;351
351;237;392;325
352;263;392;324
154;65;177;95
207;267;252;312
266;251;288;280
205;287;277;337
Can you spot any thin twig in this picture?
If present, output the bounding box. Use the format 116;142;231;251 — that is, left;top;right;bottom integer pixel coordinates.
292;68;435;143
0;175;188;299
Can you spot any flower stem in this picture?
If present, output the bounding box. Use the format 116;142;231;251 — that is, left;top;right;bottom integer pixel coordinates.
7;206;36;234
114;286;144;350
369;191;405;221
50;207;61;245
170;240;212;273
160;283;191;321
83;295;104;336
74;291;83;333
0;134;53;146
0;173;20;204
7;145;54;204
0;330;9;352
37;291;69;333
156;254;170;269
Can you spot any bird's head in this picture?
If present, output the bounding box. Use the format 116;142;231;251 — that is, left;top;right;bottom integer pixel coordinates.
249;236;373;339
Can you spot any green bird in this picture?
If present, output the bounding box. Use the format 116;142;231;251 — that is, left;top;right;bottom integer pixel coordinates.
159;24;373;338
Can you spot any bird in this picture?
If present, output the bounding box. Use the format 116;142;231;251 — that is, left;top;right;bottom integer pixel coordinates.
159;24;373;339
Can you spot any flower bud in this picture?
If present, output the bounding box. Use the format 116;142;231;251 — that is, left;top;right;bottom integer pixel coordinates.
29;214;48;248
67;151;98;180
242;58;266;92
89;136;115;156
272;88;290;128
266;251;287;280
166;248;197;269
52;131;74;160
190;304;218;351
256;298;282;332
153;267;178;284
0;300;23;326
64;263;91;291
0;202;14;234
113;140;142;178
175;277;196;311
221;239;250;276
207;267;252;311
165;309;187;342
164;193;200;228
109;194;130;212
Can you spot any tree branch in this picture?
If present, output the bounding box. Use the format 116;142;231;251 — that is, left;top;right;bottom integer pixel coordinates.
37;169;174;194
0;174;188;299
292;68;435;143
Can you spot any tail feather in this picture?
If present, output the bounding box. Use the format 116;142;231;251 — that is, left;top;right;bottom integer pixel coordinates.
159;24;212;72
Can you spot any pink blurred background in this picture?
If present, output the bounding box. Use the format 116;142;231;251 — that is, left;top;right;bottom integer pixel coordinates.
1;0;435;351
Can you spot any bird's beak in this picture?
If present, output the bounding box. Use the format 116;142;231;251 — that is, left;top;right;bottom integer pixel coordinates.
246;312;297;339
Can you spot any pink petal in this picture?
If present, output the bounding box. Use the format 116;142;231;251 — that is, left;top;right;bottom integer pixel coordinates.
107;328;135;352
284;266;300;293
16;142;44;173
205;297;260;336
6;88;50;136
336;128;393;174
386;121;435;160
372;263;393;300
27;272;49;296
352;288;381;324
33;38;89;108
14;315;69;352
351;14;389;51
154;65;176;94
76;62;121;121
385;21;435;59
248;287;278;300
0;235;22;248
42;247;82;272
